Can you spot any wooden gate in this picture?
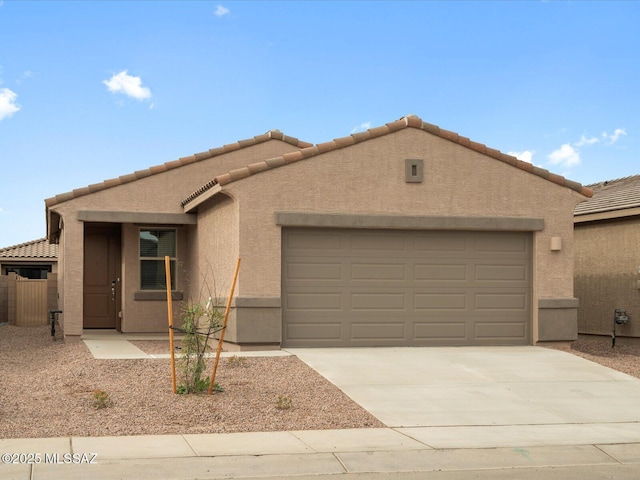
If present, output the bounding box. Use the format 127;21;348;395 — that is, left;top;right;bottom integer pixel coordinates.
16;277;48;326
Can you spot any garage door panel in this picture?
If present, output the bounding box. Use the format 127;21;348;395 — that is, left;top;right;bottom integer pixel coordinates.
475;264;528;282
475;234;528;253
285;323;343;343
351;262;406;280
285;231;344;251
475;293;528;311
350;292;406;310
285;292;343;310
475;321;527;341
282;228;531;347
351;322;406;341
286;262;343;280
351;234;407;252
414;263;468;281
414;322;467;341
414;293;468;310
414;234;467;252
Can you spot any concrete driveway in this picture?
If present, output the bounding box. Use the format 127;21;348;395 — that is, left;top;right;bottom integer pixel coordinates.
288;346;640;448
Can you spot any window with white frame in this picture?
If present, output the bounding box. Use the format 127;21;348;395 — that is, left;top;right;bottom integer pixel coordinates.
139;229;176;290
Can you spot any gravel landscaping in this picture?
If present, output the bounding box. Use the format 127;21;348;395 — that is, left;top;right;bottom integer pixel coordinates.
0;325;383;439
2;324;640;440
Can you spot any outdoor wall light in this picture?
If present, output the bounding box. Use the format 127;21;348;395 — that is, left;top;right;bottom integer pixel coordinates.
550;236;562;251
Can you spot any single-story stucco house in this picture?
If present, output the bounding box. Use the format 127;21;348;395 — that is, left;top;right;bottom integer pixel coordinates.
45;115;592;348
574;174;640;340
0;238;58;279
0;238;58;326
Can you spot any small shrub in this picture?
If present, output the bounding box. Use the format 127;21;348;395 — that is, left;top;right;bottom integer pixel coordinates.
92;389;113;409
276;395;292;410
211;382;224;393
176;385;188;395
178;298;223;393
227;355;245;367
177;378;224;394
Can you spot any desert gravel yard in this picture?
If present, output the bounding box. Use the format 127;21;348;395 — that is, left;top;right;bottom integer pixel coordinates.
2;324;640;439
0;325;383;439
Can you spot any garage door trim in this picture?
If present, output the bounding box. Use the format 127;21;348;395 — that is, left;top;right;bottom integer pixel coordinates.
276;212;544;231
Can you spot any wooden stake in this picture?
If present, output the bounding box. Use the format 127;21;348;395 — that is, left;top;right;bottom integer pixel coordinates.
165;256;177;394
208;257;241;394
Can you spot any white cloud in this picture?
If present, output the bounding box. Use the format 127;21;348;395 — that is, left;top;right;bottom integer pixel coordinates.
350;121;371;134
0;88;20;120
548;143;580;168
575;134;599;147
508;150;535;163
602;128;627;144
214;4;230;17
103;70;152;101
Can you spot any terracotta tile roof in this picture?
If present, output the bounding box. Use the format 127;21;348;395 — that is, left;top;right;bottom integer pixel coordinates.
0;238;58;259
44;130;312;209
181;115;593;207
574;174;640;216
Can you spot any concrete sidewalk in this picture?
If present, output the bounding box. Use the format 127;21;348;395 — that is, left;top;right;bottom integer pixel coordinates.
2;428;640;480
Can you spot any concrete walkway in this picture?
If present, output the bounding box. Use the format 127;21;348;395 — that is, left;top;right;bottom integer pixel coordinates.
4;337;640;478
81;331;291;359
2;429;640;479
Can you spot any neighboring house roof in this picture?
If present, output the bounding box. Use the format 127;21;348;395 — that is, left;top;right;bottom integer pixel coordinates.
574;174;640;220
181;115;593;209
0;238;58;259
44;130;312;209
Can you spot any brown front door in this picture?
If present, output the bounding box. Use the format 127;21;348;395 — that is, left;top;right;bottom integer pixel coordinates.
84;224;122;329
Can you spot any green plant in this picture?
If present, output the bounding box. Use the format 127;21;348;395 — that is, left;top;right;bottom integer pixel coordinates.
176;385;188;395
177;378;224;394
178;297;224;393
92;389;113;409
210;382;224;393
276;395;292;410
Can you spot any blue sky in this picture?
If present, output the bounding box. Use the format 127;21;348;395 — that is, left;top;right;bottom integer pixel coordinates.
0;1;638;248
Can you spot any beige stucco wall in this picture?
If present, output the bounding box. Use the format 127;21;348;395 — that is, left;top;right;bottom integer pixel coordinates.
203;128;585;344
49;139;301;337
190;193;239;306
575;218;640;336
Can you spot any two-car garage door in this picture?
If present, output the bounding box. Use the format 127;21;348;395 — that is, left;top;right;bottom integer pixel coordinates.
282;228;531;347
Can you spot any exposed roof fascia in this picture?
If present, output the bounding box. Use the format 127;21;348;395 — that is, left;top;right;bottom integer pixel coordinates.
183;183;222;213
574;206;640;223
